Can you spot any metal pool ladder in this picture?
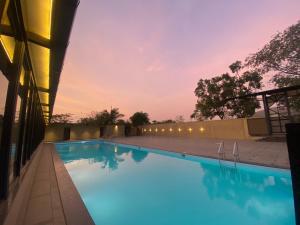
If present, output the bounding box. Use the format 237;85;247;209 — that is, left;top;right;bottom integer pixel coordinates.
217;141;240;163
233;141;240;165
217;141;225;160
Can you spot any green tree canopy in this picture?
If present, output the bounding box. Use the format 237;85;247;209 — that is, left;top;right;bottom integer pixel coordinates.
130;111;150;127
246;20;300;77
246;20;300;90
50;113;73;124
152;119;176;124
229;60;242;75
108;108;124;124
246;20;300;111
191;62;262;120
78;108;124;125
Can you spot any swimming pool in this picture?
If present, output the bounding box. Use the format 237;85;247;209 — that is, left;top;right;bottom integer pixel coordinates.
55;141;295;225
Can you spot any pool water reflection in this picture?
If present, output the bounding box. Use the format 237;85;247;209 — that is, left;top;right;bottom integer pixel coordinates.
56;141;295;225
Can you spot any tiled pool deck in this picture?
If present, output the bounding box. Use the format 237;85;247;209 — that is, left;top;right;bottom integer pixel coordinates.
112;136;290;168
23;144;65;225
4;143;94;225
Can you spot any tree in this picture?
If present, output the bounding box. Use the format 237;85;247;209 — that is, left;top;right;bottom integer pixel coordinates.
229;60;242;75
246;20;300;111
78;108;124;126
130;112;150;127
191;62;262;120
246;20;300;77
116;119;126;125
108;108;124;124
50;113;73;124
152;119;175;124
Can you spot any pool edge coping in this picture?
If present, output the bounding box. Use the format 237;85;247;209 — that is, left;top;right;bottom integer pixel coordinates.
51;144;95;225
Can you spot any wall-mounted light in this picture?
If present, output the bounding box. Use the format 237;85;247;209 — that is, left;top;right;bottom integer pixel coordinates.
178;128;182;132
149;128;152;132
200;127;205;132
161;128;165;132
188;128;192;133
169;128;173;132
155;128;158;132
115;125;118;130
144;129;147;132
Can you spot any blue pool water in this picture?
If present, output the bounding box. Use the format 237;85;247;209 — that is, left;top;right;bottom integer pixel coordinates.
55;141;295;225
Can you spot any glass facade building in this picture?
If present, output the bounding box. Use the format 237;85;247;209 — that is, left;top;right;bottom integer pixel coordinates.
0;0;78;205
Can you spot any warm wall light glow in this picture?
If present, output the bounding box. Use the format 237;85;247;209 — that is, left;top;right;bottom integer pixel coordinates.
28;43;51;108
21;0;53;39
115;125;118;130
1;0;11;26
28;43;50;90
49;0;53;38
161;128;165;132
188;128;192;132
155;128;158;132
178;128;182;132
0;35;16;63
149;128;152;132
39;92;49;105
42;105;49;112
169;128;173;132
19;67;25;85
200;127;205;132
144;129;147;132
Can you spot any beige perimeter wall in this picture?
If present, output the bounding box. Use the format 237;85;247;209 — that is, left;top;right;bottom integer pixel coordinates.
140;118;268;140
70;125;100;140
45;118;268;141
45;124;125;142
44;125;65;142
103;125;125;138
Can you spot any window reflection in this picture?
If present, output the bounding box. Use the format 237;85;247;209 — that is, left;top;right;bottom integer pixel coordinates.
20;83;31;165
9;95;21;182
0;72;8;146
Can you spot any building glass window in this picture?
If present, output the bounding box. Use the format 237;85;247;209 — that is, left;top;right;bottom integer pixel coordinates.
0;71;8;146
9;95;21;182
20;77;32;167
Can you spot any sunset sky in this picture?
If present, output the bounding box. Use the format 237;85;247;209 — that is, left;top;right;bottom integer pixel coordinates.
53;0;300;121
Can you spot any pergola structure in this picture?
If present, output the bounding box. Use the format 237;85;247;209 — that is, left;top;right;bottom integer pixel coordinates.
228;85;300;136
0;0;78;200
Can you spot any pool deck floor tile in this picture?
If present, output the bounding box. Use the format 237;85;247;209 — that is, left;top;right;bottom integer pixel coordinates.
23;144;66;225
112;136;290;168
